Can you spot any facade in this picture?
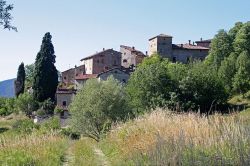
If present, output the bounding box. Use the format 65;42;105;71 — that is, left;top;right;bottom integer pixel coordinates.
97;68;130;83
56;88;76;110
149;34;210;63
80;49;122;74
75;74;98;89
120;45;146;68
195;38;212;48
61;65;85;86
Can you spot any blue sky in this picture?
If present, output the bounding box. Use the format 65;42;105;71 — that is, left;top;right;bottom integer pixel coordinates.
0;0;250;81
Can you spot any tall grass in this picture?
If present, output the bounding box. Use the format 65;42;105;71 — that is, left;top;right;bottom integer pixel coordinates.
100;109;250;165
0;132;68;166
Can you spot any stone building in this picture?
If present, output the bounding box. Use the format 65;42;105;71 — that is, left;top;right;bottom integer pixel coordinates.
120;45;146;68
195;38;212;48
97;67;130;83
80;48;122;74
56;88;76;110
149;34;210;63
61;65;85;86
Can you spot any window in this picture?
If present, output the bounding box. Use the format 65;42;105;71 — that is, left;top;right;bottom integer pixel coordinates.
62;101;67;107
123;59;127;63
187;57;190;63
122;79;126;83
113;60;117;66
64;77;67;80
96;59;99;63
101;59;104;64
172;57;177;63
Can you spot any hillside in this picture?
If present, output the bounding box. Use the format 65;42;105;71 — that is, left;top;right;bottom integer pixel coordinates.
0;79;15;98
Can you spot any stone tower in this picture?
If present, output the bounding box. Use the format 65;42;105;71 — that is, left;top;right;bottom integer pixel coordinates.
148;34;173;58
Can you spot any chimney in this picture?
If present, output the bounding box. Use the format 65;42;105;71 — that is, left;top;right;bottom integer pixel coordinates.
193;42;195;45
145;51;148;56
200;38;203;41
132;46;135;50
188;40;191;45
181;44;183;48
103;48;105;51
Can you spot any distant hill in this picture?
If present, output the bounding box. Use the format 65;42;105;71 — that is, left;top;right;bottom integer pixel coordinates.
0;79;15;98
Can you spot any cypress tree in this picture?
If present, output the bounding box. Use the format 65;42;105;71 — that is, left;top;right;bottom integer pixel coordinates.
33;32;58;102
15;62;25;97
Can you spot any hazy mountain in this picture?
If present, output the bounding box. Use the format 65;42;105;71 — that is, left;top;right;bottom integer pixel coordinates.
0;79;15;98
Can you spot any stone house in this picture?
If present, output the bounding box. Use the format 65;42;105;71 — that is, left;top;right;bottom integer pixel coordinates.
97;67;130;83
149;34;210;63
80;48;122;74
61;65;85;86
195;38;212;48
120;45;146;68
56;88;76;112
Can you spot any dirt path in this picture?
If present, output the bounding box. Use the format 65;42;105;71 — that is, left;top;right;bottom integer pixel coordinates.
62;141;75;166
94;146;110;166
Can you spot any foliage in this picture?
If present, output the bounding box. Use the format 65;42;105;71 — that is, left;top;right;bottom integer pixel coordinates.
14;92;38;116
218;53;237;93
179;62;228;112
12;119;39;134
39;98;55;115
126;57;174;113
205;29;232;67
15;62;25;97
0;0;17;31
233;21;250;54
40;116;61;131
70;77;130;141
233;51;250;95
0;97;15;116
33;32;58;102
25;63;35;89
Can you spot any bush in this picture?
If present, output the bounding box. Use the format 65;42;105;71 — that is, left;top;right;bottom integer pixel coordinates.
12;119;39;134
60;128;80;140
70;77;130;141
15;92;38;116
41;116;61;131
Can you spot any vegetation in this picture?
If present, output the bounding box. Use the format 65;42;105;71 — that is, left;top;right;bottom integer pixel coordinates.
99;109;250;165
70;77;131;141
33;32;58;103
15;63;26;97
0;0;17;31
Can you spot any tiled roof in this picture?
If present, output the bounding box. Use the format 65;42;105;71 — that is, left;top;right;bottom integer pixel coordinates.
149;34;173;41
120;45;146;57
75;74;98;80
172;44;209;50
80;49;121;61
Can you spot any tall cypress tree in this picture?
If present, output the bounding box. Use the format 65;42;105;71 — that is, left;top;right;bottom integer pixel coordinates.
33;32;58;102
15;62;25;97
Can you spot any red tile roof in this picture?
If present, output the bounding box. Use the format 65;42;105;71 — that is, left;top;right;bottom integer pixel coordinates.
75;74;98;80
80;49;121;61
172;44;209;50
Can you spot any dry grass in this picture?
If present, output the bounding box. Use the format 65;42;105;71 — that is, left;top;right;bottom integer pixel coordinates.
0;132;68;166
100;109;250;165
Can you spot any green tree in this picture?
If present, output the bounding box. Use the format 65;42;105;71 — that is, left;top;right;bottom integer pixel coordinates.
0;0;16;31
232;51;250;95
218;53;237;93
205;30;232;68
179;62;228;113
33;32;58;102
126;59;174;113
15;62;25;97
25;64;35;89
15;92;37;117
228;22;243;42
70;77;130;141
233;22;250;54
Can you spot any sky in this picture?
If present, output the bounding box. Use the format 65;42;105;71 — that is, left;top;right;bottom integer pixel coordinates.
0;0;250;81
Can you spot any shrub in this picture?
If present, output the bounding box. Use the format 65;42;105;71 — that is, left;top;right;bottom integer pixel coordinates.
12;119;39;134
15;92;38;116
70;77;130;141
41;116;61;131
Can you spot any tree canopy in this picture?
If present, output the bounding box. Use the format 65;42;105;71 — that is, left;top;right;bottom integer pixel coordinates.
33;32;58;102
15;62;25;97
0;0;17;31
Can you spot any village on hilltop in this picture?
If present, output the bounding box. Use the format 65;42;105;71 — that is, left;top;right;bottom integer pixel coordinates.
56;34;211;117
